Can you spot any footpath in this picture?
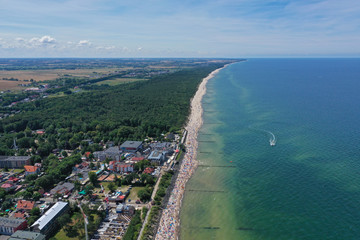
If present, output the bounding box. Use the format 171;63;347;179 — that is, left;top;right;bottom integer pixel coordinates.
137;169;164;240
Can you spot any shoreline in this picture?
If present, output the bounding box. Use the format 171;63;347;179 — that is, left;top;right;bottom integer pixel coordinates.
155;64;229;240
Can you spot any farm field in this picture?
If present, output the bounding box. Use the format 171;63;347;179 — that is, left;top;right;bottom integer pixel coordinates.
96;78;147;86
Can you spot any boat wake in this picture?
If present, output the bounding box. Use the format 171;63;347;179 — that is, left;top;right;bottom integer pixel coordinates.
249;125;276;146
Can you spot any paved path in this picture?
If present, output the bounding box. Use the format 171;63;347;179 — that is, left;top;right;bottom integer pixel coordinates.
137;169;164;240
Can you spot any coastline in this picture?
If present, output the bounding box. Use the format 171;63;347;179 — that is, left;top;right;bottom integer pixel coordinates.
155;64;229;240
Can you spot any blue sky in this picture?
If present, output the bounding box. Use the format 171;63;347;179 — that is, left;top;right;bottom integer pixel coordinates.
0;0;359;57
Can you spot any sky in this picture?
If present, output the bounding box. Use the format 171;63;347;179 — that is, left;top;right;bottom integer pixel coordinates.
0;0;359;58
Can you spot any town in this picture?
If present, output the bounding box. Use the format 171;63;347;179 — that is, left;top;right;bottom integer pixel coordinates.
0;132;185;240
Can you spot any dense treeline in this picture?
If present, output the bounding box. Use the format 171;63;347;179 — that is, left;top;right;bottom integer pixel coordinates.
0;62;229;155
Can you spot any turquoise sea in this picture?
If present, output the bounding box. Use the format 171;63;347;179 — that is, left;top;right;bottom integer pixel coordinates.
180;59;360;240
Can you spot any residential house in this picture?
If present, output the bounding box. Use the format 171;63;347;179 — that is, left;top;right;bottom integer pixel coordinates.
117;164;134;174
35;129;45;135
8;177;20;184
0;217;27;235
24;166;40;176
109;161;134;174
50;182;74;196
16;200;35;212
131;157;144;162
104;147;121;160
13;212;26;220
1;183;15;192
143;167;155;174
93;151;106;161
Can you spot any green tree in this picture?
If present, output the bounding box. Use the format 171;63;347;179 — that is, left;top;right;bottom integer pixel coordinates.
57;213;71;228
0;188;7;200
138;188;152;202
36;175;54;190
88;172;98;186
30;207;41;217
74;181;82;191
32;192;42;201
108;182;116;193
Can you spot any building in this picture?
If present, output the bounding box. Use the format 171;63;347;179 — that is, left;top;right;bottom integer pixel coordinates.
116;204;135;215
143;167;155;174
31;202;69;235
50;182;74;196
131;157;144;162
104;147;121;160
120;141;143;152
24;166;40;176
13;212;26;220
1;183;15;192
9;230;45;240
117;164;134;174
165;133;175;141
0;217;27;235
16;200;35;212
0;156;31;169
93;151;106;161
148;151;166;165
149;142;172;151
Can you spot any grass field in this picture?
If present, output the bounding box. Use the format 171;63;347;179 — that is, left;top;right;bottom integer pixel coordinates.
0;80;29;91
0;68;129;90
128;186;145;202
95;78;147;86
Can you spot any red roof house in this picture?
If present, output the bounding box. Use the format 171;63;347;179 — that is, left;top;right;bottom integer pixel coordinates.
143;167;155;174
132;157;144;162
16;200;35;212
13;212;26;219
1;183;15;192
24;165;40;176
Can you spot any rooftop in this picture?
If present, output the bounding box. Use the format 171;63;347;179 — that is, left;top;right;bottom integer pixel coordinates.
0;217;26;228
148;150;163;160
9;230;45;240
16;200;35;210
105;146;121;154
31;202;68;230
50;182;74;195
24;165;39;172
0;156;31;162
120;141;142;149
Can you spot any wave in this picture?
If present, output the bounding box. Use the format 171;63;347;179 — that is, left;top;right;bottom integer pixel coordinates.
249;125;276;146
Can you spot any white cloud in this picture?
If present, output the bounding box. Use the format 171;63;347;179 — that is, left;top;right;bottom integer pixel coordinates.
28;35;56;47
96;46;115;50
39;35;56;44
78;40;91;47
15;37;25;42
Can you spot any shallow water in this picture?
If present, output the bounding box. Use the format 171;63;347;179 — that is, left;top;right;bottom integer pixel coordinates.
180;59;360;240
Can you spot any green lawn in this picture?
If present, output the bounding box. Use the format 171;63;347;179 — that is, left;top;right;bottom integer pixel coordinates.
95;78;147;86
54;229;78;240
128;186;146;202
54;214;83;240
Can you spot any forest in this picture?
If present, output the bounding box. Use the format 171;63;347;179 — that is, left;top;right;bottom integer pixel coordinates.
0;61;233;157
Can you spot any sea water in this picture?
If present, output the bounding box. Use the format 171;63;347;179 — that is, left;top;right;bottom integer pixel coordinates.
180;59;360;240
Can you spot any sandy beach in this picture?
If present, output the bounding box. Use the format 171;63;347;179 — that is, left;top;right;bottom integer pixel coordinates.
155;65;228;240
